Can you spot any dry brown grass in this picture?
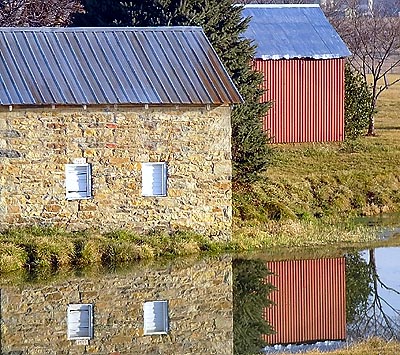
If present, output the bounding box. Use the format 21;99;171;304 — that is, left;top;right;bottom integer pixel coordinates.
302;338;400;355
374;74;400;138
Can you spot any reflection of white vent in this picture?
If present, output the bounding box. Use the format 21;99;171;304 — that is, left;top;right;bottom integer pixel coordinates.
67;304;94;340
65;164;92;200
143;300;169;335
141;162;167;196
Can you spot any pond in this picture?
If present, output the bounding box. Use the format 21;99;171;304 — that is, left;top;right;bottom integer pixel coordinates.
256;246;400;354
0;243;400;354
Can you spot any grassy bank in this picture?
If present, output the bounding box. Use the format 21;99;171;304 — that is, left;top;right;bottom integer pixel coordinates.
234;76;400;244
1;222;395;274
0;227;237;274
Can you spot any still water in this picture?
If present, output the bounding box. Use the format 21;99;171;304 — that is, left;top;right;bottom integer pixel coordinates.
0;245;399;354
260;246;400;354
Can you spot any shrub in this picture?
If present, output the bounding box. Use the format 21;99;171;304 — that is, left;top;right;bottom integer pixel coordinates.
344;64;373;140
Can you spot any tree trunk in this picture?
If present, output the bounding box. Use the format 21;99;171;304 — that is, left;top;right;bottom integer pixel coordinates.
367;94;378;136
367;114;375;136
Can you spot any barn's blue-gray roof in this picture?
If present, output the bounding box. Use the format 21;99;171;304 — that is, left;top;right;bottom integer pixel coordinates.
242;4;351;60
0;26;242;106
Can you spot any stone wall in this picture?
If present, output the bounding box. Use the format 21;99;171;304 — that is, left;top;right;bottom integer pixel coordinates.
0;105;232;239
0;257;233;355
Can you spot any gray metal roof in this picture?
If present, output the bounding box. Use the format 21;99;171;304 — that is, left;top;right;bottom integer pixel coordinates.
242;4;351;60
0;26;242;106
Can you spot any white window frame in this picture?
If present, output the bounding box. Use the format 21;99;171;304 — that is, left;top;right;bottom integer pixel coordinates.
141;162;167;197
65;163;92;200
67;303;94;340
143;300;169;335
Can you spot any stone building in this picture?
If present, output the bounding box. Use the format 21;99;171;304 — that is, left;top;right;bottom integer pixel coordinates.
0;27;242;240
0;257;233;354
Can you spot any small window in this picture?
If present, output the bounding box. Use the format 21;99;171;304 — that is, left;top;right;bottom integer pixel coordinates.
141;162;167;197
67;304;93;340
65;164;92;200
143;300;169;335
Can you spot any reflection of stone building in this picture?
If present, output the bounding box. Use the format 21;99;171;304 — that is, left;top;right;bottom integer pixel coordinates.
0;257;233;354
264;257;346;346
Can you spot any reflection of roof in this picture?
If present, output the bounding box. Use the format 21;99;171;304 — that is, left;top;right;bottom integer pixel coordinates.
242;4;351;60
0;27;242;106
264;340;346;354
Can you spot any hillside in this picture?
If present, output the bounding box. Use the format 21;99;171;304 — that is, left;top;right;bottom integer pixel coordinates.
233;75;400;247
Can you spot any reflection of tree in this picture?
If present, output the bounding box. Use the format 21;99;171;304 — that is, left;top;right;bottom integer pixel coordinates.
346;252;372;324
233;259;275;355
347;249;400;341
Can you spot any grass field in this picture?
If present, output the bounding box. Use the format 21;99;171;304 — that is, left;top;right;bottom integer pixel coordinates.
233;75;400;248
374;75;400;134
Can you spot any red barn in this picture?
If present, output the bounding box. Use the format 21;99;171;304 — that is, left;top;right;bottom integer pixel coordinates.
242;5;351;143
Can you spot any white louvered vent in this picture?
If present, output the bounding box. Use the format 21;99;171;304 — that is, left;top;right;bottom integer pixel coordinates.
143;300;169;335
67;304;93;340
65;163;92;200
141;162;167;197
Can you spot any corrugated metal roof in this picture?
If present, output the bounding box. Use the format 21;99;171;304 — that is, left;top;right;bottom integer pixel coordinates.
0;26;242;106
242;4;351;60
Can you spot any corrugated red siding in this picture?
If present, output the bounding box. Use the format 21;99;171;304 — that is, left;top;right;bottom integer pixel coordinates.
263;258;346;345
254;58;345;143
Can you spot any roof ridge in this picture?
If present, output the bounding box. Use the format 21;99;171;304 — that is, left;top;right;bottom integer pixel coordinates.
0;26;203;32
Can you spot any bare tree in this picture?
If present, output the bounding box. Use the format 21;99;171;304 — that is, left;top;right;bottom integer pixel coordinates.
0;0;84;27
331;0;400;136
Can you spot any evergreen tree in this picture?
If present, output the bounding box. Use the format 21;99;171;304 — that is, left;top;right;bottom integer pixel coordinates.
73;0;131;26
73;0;272;183
179;1;273;183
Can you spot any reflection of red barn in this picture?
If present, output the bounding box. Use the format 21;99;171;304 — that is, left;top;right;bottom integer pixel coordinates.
263;258;346;345
242;5;351;143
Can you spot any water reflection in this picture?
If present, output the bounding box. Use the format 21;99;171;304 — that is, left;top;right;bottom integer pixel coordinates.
232;259;274;355
347;247;400;342
234;247;400;354
262;257;346;353
1;247;400;354
0;257;233;355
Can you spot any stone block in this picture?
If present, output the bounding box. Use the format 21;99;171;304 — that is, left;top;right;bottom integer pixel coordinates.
44;204;62;213
7;205;21;214
108;157;130;166
78;203;98;212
